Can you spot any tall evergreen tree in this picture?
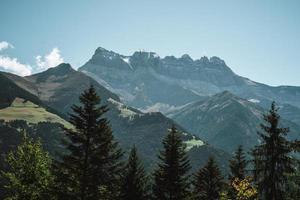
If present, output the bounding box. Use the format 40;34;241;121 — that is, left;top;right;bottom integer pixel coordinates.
120;146;149;200
56;86;123;200
285;169;300;200
2;134;54;200
153;126;191;200
228;145;248;199
193;157;223;200
229;145;247;180
251;102;295;200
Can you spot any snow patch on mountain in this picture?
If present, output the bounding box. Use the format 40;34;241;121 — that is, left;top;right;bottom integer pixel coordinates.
121;57;133;70
248;99;260;103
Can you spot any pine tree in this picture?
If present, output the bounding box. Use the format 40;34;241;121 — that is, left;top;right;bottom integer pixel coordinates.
228;145;248;199
251;102;295;200
153;126;191;200
229;145;247;180
193;157;223;200
2;133;54;200
56;86;123;200
285;168;300;200
120;146;149;200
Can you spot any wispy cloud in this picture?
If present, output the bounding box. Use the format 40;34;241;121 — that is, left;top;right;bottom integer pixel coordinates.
36;47;64;70
0;41;14;51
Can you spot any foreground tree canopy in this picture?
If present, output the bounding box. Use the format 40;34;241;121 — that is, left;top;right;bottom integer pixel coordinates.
2;133;54;200
153;126;191;200
1;87;300;200
55;86;123;200
252;102;298;199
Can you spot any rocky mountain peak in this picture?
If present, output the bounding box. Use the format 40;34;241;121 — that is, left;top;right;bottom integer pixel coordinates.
45;63;75;76
132;51;158;60
198;56;210;64
27;63;76;84
55;62;73;70
195;56;226;66
180;54;193;62
94;46;111;54
209;56;226;65
92;47;121;61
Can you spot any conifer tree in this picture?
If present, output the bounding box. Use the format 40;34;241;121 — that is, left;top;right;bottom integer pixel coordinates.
120;146;149;200
285;169;300;200
56;86;123;200
193;157;223;200
228;145;248;199
153;126;191;200
251;102;295;200
2;134;54;200
229;145;247;180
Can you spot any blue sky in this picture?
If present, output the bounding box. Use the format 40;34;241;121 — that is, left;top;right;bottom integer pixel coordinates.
0;0;299;86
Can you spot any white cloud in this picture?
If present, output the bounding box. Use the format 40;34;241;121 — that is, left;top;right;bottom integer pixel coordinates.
0;42;64;76
36;47;64;70
0;55;32;76
0;41;32;76
0;41;14;51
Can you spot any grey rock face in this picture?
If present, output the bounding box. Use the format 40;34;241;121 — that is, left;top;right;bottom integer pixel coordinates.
79;47;300;112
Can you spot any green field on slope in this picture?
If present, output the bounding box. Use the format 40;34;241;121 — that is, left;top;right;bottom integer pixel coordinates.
0;97;71;128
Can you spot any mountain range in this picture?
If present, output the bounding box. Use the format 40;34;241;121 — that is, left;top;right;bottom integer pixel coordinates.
77;47;300;153
1;46;300;172
0;63;229;171
79;47;300;112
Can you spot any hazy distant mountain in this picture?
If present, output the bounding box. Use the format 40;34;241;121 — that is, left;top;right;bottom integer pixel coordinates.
279;104;300;127
0;64;229;171
79;47;300;112
167;91;300;153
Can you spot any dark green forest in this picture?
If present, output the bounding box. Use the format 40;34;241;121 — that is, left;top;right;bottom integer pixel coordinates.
1;86;300;200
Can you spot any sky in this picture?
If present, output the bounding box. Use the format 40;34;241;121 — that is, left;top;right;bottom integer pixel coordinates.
0;0;299;86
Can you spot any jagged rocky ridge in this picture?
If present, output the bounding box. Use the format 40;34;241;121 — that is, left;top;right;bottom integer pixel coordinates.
79;47;300;112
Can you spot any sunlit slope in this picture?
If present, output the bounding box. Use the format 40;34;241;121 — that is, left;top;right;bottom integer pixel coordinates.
0;97;71;128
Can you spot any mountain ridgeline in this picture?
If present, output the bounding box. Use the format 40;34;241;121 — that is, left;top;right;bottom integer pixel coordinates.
0;64;229;171
77;46;300;153
167;91;300;153
1;46;300;199
79;47;300;112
